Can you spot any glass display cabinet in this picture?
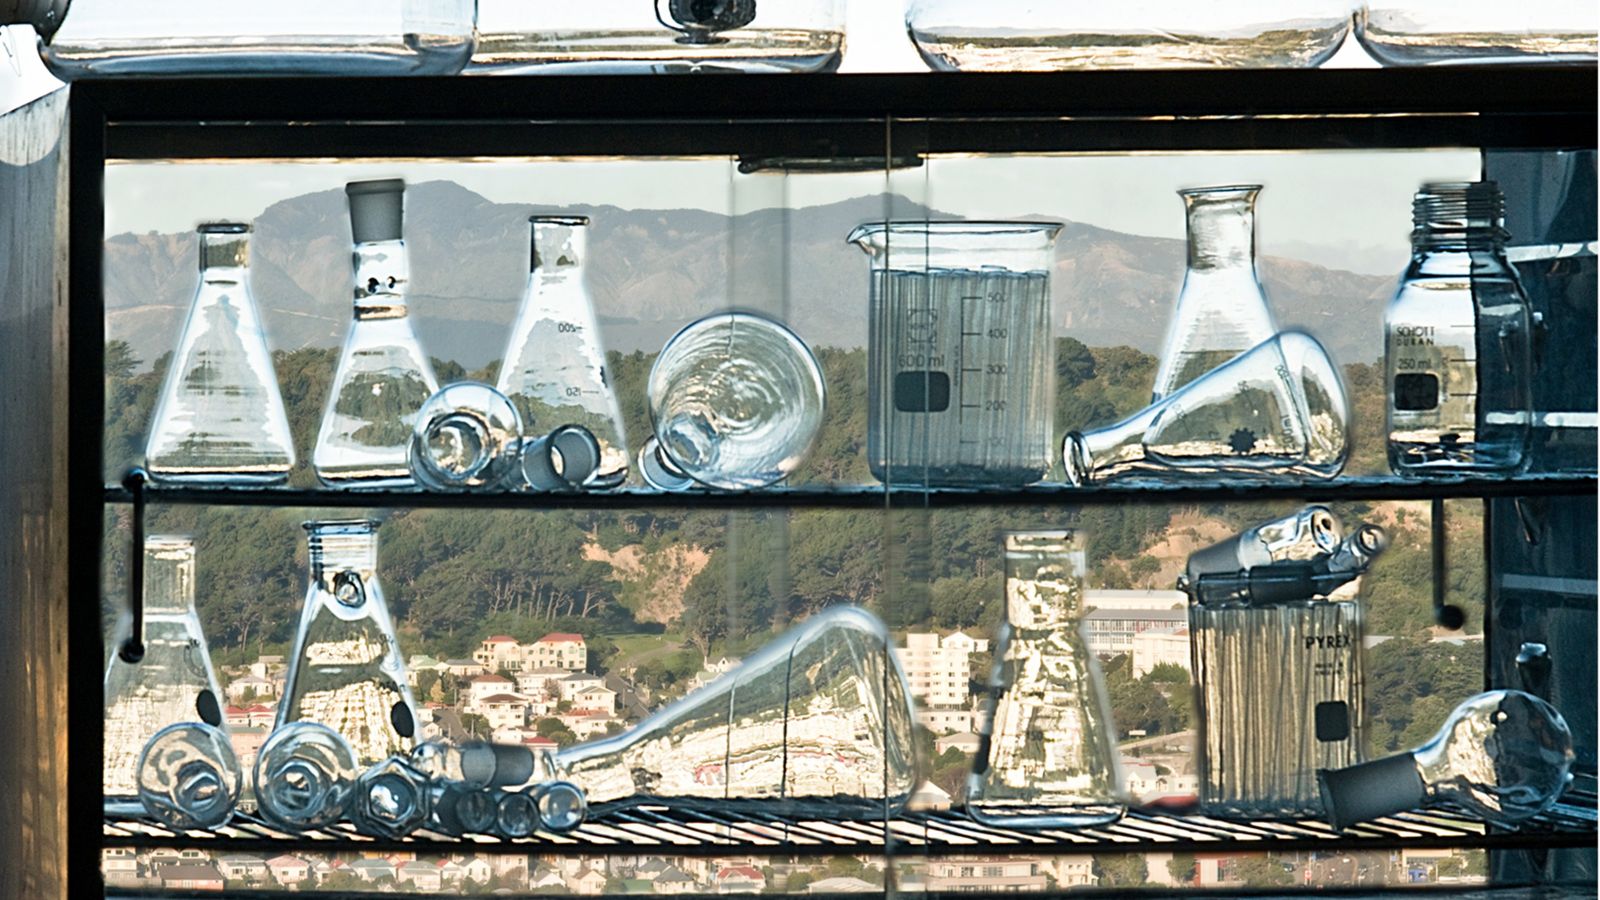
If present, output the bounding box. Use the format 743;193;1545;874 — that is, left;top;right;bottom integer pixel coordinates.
0;65;1592;897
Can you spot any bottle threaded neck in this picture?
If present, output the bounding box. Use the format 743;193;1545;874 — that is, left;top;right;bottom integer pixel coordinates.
1412;182;1508;249
305;519;379;574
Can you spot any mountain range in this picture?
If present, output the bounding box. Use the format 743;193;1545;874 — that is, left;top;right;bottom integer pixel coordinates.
105;180;1395;371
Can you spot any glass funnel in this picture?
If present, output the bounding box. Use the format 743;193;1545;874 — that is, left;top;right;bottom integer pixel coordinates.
968;530;1125;827
1357;1;1597;65
143;223;295;484
314;179;440;488
278;520;418;766
496;216;629;489
555;605;919;815
849;221;1060;487
1152;185;1279;401
104;536;232;814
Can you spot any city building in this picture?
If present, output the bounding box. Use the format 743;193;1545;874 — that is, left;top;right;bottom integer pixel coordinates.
1044;856;1097;888
1085;589;1187;611
923;857;1048;892
1132;626;1191;676
465;673;515;710
474;635;524;671
266;855;310;886
935;731;981;755
900;631;988;733
102;849;139;886
533;632;589;670
715;866;766;893
160;863;224;891
1082;607;1188;658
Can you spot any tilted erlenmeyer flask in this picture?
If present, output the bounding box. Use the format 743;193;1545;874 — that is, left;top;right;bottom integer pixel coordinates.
555;606;918;816
1063;331;1349;485
1152;185;1279;401
144;223;295;483
314;179;440;488
278;520;417;766
968;530;1125;827
496;216;629;489
104;536;233;814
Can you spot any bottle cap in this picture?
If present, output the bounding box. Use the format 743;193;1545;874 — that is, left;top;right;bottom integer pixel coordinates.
0;0;69;38
1317;753;1426;830
346;178;405;244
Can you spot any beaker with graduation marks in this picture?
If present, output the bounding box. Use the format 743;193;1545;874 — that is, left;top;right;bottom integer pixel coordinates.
144;222;295;483
849;221;1060;487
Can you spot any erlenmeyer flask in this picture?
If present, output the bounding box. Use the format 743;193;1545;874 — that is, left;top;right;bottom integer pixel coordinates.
554;606;919;816
1063;331;1349;485
968;530;1125;827
1152;185;1279;401
104;536;233;814
278;520;418;766
496;216;629;489
144;222;295;483
314;179;440;488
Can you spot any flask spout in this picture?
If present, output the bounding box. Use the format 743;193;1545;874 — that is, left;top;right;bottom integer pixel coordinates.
1181;184;1260;271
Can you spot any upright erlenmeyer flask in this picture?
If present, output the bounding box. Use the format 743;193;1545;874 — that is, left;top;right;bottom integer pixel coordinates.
314;179;440;488
496;216;629;489
1152;186;1279;401
555;606;918;816
143;223;295;483
969;530;1125;827
278;520;417;766
104;536;232;814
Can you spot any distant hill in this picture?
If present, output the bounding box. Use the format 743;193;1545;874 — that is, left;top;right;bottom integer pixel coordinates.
105;180;1394;371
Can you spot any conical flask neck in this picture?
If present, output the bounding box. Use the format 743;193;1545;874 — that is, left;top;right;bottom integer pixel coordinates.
531;216;588;275
198;224;250;277
1003;530;1086;626
1183;186;1258;271
1063;404;1160;486
351;239;411;320
305;521;379;590
143;536;197;616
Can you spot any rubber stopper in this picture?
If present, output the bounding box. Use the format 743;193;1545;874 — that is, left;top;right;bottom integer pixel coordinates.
1185;539;1245;582
487;743;535;788
0;0;69;37
346;178;405;244
1317;753;1427;830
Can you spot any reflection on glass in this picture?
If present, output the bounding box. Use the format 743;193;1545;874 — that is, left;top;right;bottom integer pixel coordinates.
968;530;1125;827
254;721;359;832
143;223;295;483
497;216;629;489
278;520;417;766
136;722;241;829
351;754;431;838
314;179;440;488
1357;2;1597;65
407;382;524;491
849;221;1060;487
556;606;918;815
104;536;228;814
1063;331;1350;484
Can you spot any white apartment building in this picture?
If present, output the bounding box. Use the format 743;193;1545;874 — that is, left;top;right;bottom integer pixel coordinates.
1082;607;1188;658
900;631;988;717
1085;589;1187;611
471;633;589;673
465;673;515;710
1131;626;1192;676
924;857;1048;892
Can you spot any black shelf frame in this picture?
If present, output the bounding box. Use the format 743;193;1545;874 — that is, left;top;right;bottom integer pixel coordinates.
66;67;1599;898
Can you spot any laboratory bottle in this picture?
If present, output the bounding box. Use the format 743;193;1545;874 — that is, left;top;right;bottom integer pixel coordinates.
969;530;1125;827
1386;182;1532;475
314;179;441;488
496;216;629;489
144;223;296;484
1357;1;1596;65
278;520;418;766
1152;185;1279;401
1183;505;1342;587
848;221;1060;487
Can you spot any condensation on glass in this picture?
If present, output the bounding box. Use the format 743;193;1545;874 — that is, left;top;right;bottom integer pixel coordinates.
143;223;295;484
968;530;1125;827
1357;1;1597;65
554;605;918;814
850;221;1060;487
905;0;1350;71
469;0;844;73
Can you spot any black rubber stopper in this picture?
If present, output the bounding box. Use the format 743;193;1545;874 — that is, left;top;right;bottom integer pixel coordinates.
1317;753;1426;830
390;700;415;739
1185;539;1243;582
196;689;222;728
346;179;405;244
487;743;536;788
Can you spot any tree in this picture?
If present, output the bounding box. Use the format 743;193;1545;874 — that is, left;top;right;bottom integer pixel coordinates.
1228;856;1293;887
1093;854;1147;887
535;717;576;744
1167;852;1196;885
460;713;490;738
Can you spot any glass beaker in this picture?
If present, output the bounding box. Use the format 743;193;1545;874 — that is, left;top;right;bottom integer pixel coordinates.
969;530;1125;827
496;216;629;489
646;311;826;490
468;0;845;73
1152;185;1279;401
1063;331;1350;485
905;0;1351;70
1386;182;1532;475
278;520;418;766
314;179;441;488
143;223;296;484
25;0;475;78
104;536;232;815
848;221;1060;487
1357;1;1597;65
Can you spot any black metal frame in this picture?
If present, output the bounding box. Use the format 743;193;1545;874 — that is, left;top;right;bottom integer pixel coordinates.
68;68;1599;898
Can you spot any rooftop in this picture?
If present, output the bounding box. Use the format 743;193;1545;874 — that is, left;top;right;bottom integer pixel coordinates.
1083;607;1188;623
539;632;585;643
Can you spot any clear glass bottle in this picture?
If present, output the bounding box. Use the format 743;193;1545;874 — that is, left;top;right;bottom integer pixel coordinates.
104;536;231;815
969;530;1125;827
905;1;1351;71
143;223;295;484
468;0;844;73
254;721;359;832
1184;505;1342;587
17;0;475;78
496;216;629;490
278;520;418;767
1386;182;1532;475
408;382;524;492
1357;1;1597;65
1152;185;1279;401
314;179;440;488
848;221;1061;487
136;722;242;829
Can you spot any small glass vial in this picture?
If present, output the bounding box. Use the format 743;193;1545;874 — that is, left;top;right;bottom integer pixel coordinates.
1386;182;1532;475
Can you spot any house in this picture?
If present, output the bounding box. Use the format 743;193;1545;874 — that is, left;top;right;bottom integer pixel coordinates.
517;667;571;698
715;865;765;893
225;673;277;703
924;857;1048;892
935;731;981;755
481;693;532;731
562;709;616;739
530;866;568;891
215;853;268;882
568;867;609;894
462;856;494;885
465;673;516;710
161;863;225;891
102;848;140;886
653;866;699;894
558;672;605;702
244;703;276;728
806;876;878;893
474;635;525;672
310;858;341;885
398;859;443;891
223;705;251;730
408;654;448;685
634;859;670;880
532;632;588;670
444;658;488;678
266;855;310;886
1131;626;1191;676
1046;856;1097;888
907;780;953;811
437;859;467;885
347;858;397;883
690;656;742;689
574;683;618;715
